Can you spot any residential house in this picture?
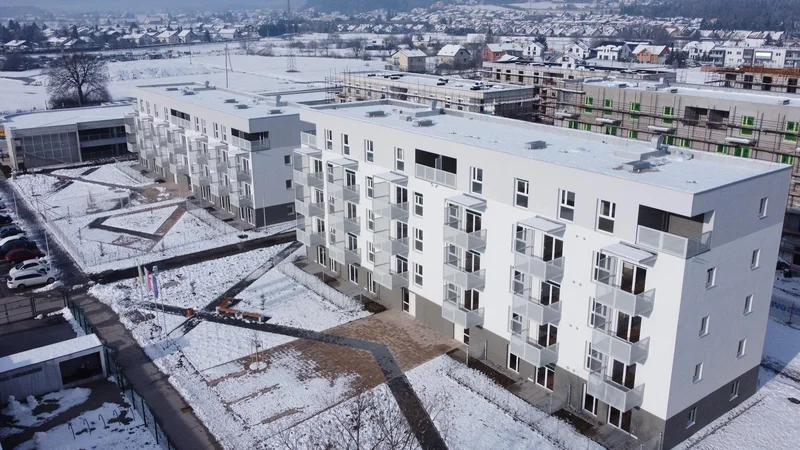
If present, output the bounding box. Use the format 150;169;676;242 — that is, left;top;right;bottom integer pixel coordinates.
177;30;197;43
390;49;427;73
3;40;29;52
156;30;180;45
216;29;241;40
438;44;472;68
633;45;671;64
523;42;546;60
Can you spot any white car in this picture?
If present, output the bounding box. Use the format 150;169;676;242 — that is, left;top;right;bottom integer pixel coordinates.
0;234;25;247
9;258;48;277
7;268;55;289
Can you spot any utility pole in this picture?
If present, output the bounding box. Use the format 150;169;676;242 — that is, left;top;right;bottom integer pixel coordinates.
225;43;229;89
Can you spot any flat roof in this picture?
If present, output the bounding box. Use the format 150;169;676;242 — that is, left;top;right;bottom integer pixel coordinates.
3;104;131;130
314;101;787;194
0;334;102;373
136;83;302;119
343;72;533;93
584;79;800;108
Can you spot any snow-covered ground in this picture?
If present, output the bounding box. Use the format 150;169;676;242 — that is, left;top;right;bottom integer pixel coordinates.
52;162;153;188
1;388;91;428
102;204;179;235
12;173;133;220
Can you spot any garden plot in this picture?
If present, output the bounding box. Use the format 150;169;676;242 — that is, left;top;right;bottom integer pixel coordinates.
103;205;179;235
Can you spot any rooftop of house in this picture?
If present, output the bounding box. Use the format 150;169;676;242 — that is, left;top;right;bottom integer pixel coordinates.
312;100;788;194
582;78;800;108
2;104;132;130
340;72;534;94
438;44;467;56
135;83;300;119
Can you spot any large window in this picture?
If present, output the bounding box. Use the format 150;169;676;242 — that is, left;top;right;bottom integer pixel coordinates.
515;178;529;208
471;167;483;195
365;140;374;162
559;190;575;221
395;147;405;171
597;200;615;233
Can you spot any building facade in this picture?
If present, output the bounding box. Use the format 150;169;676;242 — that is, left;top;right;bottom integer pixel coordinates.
293;99;789;449
128;82;305;227
389;49;427;73
2;104;132;170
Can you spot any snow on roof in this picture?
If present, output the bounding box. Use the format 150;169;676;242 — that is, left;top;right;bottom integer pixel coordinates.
393;49;426;58
634;44;669;55
343;72;531;94
157;30;178;38
313;101;787;194
0;334;102;374
177;30;194;37
438;44;466;56
3;104;132;130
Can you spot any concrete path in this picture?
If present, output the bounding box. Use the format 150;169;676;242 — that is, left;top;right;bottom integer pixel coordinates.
69;291;221;450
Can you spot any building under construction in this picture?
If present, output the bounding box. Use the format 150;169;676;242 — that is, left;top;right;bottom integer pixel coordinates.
332;71;538;121
701;65;800;93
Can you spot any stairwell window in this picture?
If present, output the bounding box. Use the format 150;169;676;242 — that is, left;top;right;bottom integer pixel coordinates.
705;267;716;289
751;249;760;269
693;362;703;383
686;407;697;428
515;178;529;208
699;316;709;337
759;197;768;218
744;294;753;315
662;106;675;124
365;140;374;162
597;200;615;234
740;116;755;136
730;380;740;400
559;190;575;221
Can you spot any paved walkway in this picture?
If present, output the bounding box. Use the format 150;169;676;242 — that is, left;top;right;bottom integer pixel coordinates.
69;291;221;450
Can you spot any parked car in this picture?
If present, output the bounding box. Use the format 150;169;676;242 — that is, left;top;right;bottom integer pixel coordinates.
9;258;48;277
6;267;55;289
0;215;12;225
0;240;36;257
0;234;25;247
5;248;44;264
0;227;23;239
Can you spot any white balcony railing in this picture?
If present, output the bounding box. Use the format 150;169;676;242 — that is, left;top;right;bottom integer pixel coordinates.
443;257;486;291
330;242;361;265
296;227;326;247
373;265;409;290
595;283;655;317
415;163;456;189
328;214;361;235
513;250;565;282
509;333;559;367
231;135;270;151
442;294;485;328
587;371;645;412
293;170;324;189
444;222;487;251
372;198;409;220
591;327;650;366
301;131;318;149
636;225;712;259
328;183;361;202
511;287;561;324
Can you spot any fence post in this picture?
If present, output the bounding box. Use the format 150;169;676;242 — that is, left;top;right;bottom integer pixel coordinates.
141;397;147;426
30;295;36;317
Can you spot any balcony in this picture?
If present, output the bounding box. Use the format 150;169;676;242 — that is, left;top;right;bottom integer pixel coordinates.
443;223;487;251
595;283;655;317
194;174;211;187
301;131;318;149
230;135;270;151
591;327;650;366
330;242;361;265
636;225;712;259
511;288;561;324
170;115;191;129
372;197;409;220
126;142;138;153
168;141;187;155
373;265;409;290
513;250;565;282
509;333;559;367
296;227;326;247
587;372;644;412
328;183;361;203
142;148;156;159
329;214;361;234
374;232;409;255
441;294;485;328
443;257;486;291
231;165;251;183
293;170;324;189
238;194;253;208
294;200;325;218
415;163;456;189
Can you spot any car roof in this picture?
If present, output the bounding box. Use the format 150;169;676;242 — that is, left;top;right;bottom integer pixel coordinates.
19;259;42;265
10;267;47;278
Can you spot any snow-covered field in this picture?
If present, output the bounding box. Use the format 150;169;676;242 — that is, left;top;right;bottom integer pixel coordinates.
102;204;178;235
52;162;153;188
13;173;133;220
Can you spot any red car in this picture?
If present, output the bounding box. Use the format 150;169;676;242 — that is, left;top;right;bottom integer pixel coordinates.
5;248;44;264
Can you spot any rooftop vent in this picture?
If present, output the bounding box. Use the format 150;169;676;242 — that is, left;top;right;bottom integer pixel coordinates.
621;160;654;173
414;119;434;127
366;110;387;117
269;109;283;115
524;140;547;150
234;104;248;109
224;98;237;103
182;89;195;95
165;87;179;91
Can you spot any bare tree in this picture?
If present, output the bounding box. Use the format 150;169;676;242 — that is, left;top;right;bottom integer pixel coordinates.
347;38;367;60
46;53;110;108
307;40;319;57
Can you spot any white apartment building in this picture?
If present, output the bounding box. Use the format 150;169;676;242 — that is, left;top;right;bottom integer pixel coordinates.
293;99;789;449
128;82;307;227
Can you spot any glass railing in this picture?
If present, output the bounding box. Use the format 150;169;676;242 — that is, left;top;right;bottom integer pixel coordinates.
415;163;456;189
636;225;712;259
595;283;655;317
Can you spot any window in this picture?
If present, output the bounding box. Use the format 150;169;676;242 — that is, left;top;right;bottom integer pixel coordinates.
584;96;593;113
751;249;760;269
785;121;799;142
603;99;613;116
663;106;675;124
737;339;747;358
284;154;291;165
629;102;641;120
367;210;375;232
678;138;691;148
285;179;293;190
365;140;374;162
515;179;529;208
759;197;768;218
213;123;219;139
686;407;697;428
366;177;374;198
597;200;615;233
471;167;483;195
663;136;675;145
628;130;638;139
781;155;795;165
508;351;520;373
559;190;575;221
286;203;295;215
705;267;716;289
414;228;423;252
586;343;604;372
582;123;592;131
715;144;728;154
740;115;755;136
693;362;703;383
325;129;333;150
395;147;405;171
348;264;359;284
194;117;200;132
568;120;578;129
367;272;378;294
414;263;423;286
414;192;423;216
603;126;617;136
366;241;375;263
582;385;598;416
463;328;470;345
202;119;207;134
401;287;410;313
221;126;227;141
730;380;740;400
733;146;750;158
342;134;350;155
699;316;709;337
744;294;753;315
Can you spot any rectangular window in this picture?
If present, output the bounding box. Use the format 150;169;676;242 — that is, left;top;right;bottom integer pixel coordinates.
734;146;750;158
348;264;359;284
751;249;760;269
367;241;375;263
759;197;768;218
414;192;423;216
585;343;604;372
202;119;207;134
401;287;410;313
716;144;728;154
471;167;483;195
603;126;617;136
414;228;423;252
368;272;378;294
687;407;697;428
662;106;675;124
744;294;753;315
693;363;703;383
221;126;227;141
781;155;795;165
285;179;293;189
213;123;219;139
463;328;470;345
414;263;423;286
705;267;716;289
508;351;520;373
699;316;709;337
325;129;333;150
785;121;799;142
582;384;598;416
603;99;613;116
663;136;675;145
342;134;350;155
730;380;740;400
367;210;375;231
395;147;405;171
568;120;578;129
597;200;615;233
366;177;374;198
284;155;291;165
515;179;529;208
679;138;691;148
737;339;747;358
584;96;593;113
630;102;641;120
365;140;374;162
287;204;295;215
628;130;638;139
559;190;575;221
582;123;592;131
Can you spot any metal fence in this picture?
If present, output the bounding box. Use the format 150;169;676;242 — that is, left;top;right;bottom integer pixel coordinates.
0;294;67;325
67;296;178;450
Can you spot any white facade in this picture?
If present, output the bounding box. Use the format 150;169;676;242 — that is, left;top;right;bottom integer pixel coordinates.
293;99;789;445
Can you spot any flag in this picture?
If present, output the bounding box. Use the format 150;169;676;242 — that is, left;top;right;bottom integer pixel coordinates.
145;267;152;291
152;274;160;299
137;264;143;286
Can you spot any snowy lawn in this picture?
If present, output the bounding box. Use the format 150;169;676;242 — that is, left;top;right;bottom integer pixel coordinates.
13;174;133;219
102;204;179;235
52;163;153;188
1;388;91;428
407;356;603;450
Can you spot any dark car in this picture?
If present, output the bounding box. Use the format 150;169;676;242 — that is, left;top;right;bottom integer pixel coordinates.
0;227;23;239
5;248;44;264
0;239;36;257
0;215;12;225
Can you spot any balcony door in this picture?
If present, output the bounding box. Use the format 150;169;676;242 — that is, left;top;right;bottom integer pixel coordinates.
395;255;408;275
465;210;482;233
542;235;563;262
347;233;358;251
465;250;481;273
313;158;323;174
540;282;560;306
395;186;408;204
611;359;636;390
464;289;480;311
537;323;557;348
608;406;633;433
395;221;408;240
616;312;641;344
346;169;357;187
620;262;647;295
536;366;555;391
